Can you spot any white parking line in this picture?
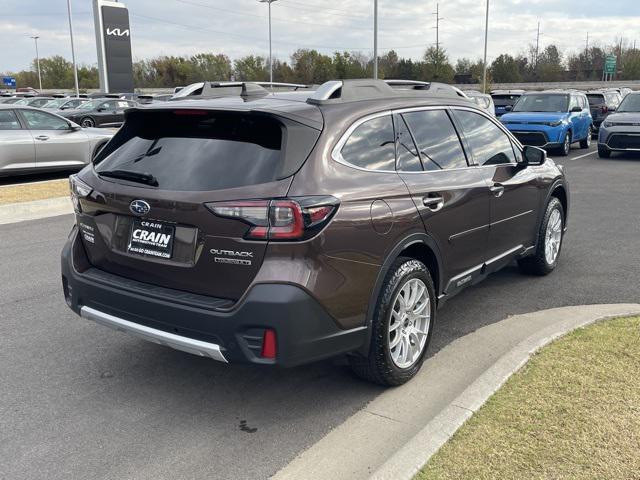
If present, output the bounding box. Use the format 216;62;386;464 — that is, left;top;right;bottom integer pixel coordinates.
571;150;597;161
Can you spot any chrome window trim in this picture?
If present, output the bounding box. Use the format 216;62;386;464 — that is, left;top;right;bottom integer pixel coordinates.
331;104;524;174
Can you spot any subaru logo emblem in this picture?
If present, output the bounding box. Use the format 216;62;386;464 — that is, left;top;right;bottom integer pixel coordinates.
130;200;150;216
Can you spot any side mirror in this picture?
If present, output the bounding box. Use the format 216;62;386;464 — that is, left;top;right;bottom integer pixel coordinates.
97;106;106;112
68;123;82;131
522;145;547;166
504;105;513;112
609;107;617;112
571;106;582;112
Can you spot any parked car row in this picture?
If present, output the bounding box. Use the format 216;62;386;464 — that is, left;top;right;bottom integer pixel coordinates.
493;87;639;157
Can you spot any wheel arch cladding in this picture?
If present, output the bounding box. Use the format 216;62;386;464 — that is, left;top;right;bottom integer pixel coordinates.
357;234;443;356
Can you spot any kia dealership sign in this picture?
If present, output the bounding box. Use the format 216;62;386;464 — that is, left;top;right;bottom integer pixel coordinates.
93;0;134;93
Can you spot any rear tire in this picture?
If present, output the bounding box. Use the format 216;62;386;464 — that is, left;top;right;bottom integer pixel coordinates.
580;127;591;149
598;145;611;158
349;257;436;386
518;197;564;276
80;117;95;128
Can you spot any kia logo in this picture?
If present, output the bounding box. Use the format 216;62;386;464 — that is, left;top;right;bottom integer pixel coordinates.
130;200;150;216
106;27;130;37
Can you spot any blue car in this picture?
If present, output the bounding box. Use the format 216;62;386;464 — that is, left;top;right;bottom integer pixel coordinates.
500;91;593;156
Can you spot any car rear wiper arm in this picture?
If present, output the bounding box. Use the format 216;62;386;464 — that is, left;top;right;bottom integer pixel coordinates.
97;169;159;186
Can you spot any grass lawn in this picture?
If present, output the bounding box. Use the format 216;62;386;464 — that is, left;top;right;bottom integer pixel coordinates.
0;179;70;205
417;316;640;480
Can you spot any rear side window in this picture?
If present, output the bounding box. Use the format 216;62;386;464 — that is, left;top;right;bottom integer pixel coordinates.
0;110;21;130
394;115;421;172
402;109;467;171
340;115;396;171
452;110;516;166
95;111;295;191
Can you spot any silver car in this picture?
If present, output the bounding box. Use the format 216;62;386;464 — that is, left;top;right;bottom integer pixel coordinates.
0;105;114;177
597;92;640;158
464;90;496;117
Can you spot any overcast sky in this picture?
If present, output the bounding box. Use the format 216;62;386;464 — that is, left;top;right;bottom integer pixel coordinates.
1;0;638;72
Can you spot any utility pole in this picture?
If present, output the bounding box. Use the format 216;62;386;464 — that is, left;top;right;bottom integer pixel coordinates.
534;21;540;70
585;32;589;55
482;0;489;94
373;0;378;79
259;0;278;85
30;35;42;91
432;3;444;54
67;0;80;97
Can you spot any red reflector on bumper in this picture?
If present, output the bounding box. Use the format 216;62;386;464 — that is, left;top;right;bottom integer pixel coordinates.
261;329;277;359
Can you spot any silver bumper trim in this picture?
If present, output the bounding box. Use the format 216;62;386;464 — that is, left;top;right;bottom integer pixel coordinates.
80;306;228;363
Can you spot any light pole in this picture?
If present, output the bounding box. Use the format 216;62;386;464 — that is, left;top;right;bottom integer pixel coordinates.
259;0;278;85
482;0;489;93
373;0;378;79
30;35;43;91
67;0;80;97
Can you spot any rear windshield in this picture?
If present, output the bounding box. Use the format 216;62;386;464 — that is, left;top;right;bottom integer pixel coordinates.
95;110;291;191
492;94;520;106
586;94;605;105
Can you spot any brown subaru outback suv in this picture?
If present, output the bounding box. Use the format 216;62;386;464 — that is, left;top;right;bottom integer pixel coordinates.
62;80;569;386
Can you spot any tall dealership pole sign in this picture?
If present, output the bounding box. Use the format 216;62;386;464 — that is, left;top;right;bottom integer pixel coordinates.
93;0;134;93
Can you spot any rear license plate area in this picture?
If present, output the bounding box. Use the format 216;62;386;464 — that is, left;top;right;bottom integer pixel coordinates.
127;219;175;259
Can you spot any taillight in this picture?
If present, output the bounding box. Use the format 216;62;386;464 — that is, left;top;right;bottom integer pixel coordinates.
69;174;92;214
206;197;338;241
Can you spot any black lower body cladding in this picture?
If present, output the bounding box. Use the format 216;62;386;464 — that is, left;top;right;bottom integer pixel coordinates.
61;228;366;367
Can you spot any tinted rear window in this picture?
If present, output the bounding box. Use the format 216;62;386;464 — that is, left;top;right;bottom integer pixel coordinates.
492;94;520;106
587;94;605;106
95;111;286;191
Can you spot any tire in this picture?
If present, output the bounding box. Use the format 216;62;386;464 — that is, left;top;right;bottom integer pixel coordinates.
557;132;571;156
518;197;564;276
349;257;436;386
598;145;611;158
580;127;591;149
80;117;95;128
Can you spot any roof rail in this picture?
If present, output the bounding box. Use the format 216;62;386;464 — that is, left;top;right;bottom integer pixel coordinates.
307;79;397;105
306;79;473;105
254;82;311;91
385;79;469;99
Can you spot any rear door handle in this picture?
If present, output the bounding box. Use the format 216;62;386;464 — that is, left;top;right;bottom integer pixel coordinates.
422;195;444;211
490;184;505;198
35;135;49;141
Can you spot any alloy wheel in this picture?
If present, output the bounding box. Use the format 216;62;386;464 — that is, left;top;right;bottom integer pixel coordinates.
544;208;562;265
388;278;430;369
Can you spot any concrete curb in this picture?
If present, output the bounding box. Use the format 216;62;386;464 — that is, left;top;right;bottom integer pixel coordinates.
0;196;73;225
271;304;640;480
370;304;640;480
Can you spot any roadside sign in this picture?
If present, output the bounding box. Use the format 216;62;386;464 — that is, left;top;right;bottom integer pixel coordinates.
604;55;617;74
2;76;16;88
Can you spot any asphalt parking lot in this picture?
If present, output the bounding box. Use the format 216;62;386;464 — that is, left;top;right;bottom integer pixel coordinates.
2;144;640;480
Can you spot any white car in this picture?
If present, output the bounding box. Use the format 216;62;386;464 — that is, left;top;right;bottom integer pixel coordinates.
0;105;114;177
465;90;496;117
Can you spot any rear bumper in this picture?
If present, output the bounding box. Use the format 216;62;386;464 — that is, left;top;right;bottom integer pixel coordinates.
61;228;366;367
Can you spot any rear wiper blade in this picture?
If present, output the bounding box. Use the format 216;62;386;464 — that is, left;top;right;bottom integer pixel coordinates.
97;169;159;186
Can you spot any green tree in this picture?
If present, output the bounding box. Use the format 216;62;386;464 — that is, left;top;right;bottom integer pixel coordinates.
422;47;455;83
39;55;73;89
535;45;564;81
291;49;335;84
233;55;268;81
189;53;232;82
490;54;523;83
